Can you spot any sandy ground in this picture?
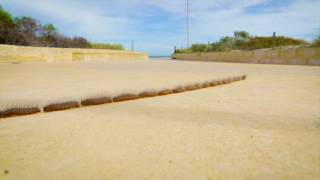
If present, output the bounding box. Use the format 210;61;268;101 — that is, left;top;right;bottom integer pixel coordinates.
0;60;242;110
0;61;319;179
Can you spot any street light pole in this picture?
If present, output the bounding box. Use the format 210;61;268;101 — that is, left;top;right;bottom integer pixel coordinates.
131;40;134;51
186;0;190;48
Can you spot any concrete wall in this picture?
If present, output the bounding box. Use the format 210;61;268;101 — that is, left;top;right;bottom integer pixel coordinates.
172;47;320;66
0;45;149;63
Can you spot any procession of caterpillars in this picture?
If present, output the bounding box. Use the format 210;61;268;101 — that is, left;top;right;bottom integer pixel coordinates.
0;75;246;118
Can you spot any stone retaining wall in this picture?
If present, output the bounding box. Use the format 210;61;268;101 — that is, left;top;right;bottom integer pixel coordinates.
0;44;149;63
172;47;320;65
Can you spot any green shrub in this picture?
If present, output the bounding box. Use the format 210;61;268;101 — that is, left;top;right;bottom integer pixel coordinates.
175;48;192;53
0;5;15;44
90;43;124;50
312;35;320;47
0;5;14;27
190;44;207;52
240;36;307;50
174;31;308;53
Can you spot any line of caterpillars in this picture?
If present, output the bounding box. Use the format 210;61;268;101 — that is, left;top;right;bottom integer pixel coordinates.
0;75;246;118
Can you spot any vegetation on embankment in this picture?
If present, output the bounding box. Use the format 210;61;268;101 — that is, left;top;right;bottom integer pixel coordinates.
90;43;124;50
175;31;313;53
312;35;320;47
0;5;123;50
172;46;320;66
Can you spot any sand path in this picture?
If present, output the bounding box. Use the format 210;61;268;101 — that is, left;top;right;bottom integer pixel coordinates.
0;60;242;111
0;61;319;179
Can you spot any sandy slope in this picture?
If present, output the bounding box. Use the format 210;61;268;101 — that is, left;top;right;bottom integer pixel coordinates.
0;61;319;179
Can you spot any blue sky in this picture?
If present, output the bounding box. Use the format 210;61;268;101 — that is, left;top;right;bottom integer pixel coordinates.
1;0;320;56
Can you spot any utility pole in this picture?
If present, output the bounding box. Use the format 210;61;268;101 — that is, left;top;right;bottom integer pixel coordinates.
131;40;134;51
272;32;276;49
186;0;190;48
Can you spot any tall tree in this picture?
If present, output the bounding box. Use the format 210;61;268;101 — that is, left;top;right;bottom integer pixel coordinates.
71;36;90;48
0;5;15;44
0;6;123;49
14;16;41;45
40;23;58;46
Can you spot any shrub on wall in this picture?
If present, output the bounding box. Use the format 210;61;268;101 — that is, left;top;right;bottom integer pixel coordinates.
239;36;307;50
90;43;124;50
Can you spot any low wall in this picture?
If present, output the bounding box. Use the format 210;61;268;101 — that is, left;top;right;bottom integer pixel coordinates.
0;45;149;63
172;47;320;65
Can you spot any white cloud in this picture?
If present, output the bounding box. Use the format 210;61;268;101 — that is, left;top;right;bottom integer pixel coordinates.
2;0;320;55
170;0;320;44
2;0;140;40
